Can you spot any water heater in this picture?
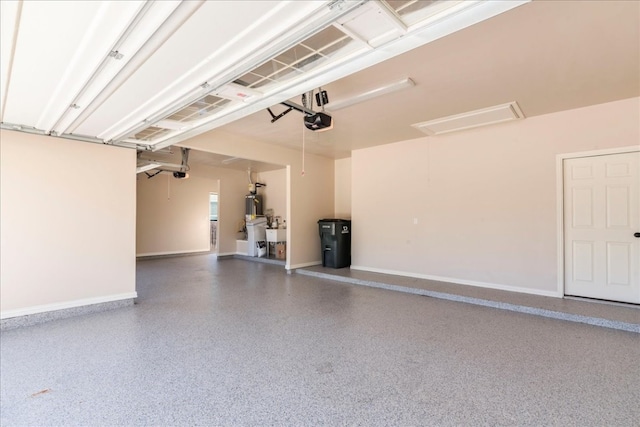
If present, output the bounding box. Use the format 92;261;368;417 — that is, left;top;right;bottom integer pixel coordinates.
245;194;263;217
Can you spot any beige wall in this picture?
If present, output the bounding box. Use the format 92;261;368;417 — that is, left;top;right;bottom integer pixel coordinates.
217;168;252;255
351;97;640;296
136;167;217;255
0;130;136;317
182;130;334;268
334;157;351;219
256;168;287;224
136;162;247;256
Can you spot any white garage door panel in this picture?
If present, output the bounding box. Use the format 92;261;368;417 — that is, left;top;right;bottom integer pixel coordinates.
3;1;144;129
74;1;323;140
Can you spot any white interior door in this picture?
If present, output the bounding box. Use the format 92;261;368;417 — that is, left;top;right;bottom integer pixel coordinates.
564;151;640;304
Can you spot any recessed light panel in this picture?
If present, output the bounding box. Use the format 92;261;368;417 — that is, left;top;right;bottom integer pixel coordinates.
412;101;525;136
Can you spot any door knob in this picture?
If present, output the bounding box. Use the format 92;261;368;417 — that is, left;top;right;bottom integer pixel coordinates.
635;232;640;238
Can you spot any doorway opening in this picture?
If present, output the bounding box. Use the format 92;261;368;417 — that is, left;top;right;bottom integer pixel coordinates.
210;193;218;251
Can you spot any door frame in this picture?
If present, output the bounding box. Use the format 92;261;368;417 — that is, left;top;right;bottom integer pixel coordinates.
209;191;218;251
556;145;640;298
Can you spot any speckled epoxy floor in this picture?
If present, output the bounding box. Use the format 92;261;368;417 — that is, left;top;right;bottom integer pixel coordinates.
1;255;639;426
298;265;640;332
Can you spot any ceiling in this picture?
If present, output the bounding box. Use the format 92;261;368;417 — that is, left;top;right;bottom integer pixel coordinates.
223;0;640;159
1;0;639;168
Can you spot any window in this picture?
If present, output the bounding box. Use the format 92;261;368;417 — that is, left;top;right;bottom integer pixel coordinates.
210;194;218;221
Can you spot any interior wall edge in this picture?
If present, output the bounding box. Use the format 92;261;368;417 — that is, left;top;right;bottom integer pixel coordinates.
1;129;136;314
288;261;323;270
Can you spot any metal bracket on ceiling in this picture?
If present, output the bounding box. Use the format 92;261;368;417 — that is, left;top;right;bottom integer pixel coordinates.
267;106;293;123
267;99;316;124
137;146;190;179
282;100;315;116
144;170;162;179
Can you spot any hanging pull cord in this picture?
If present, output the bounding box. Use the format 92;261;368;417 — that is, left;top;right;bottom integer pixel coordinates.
301;121;306;176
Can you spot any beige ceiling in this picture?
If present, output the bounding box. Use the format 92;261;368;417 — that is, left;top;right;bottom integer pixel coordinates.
219;0;640;159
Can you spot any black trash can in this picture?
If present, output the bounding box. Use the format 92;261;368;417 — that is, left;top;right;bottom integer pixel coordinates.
318;219;351;268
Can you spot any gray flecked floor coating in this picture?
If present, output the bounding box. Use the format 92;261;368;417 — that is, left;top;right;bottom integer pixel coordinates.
2;254;639;426
300;265;640;326
296;267;640;333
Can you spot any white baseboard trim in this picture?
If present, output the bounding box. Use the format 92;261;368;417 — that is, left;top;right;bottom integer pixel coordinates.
288;261;322;270
350;265;562;298
1;292;138;320
136;248;210;257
